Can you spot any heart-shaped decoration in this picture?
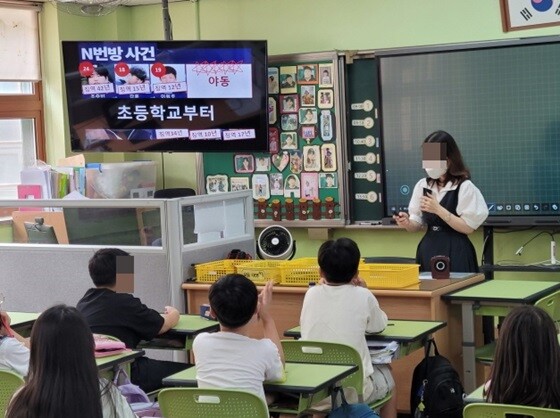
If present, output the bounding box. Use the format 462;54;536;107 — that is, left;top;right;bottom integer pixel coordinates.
271;151;290;172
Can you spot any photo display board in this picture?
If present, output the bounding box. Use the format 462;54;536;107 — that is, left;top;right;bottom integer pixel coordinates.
202;53;345;225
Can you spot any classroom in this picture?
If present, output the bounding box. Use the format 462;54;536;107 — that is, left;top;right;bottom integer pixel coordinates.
1;1;560;417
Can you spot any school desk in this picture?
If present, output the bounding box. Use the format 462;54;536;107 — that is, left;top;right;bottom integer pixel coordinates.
162;362;358;415
442;279;560;392
97;349;145;381
464;384;485;404
138;314;219;352
183;273;483;413
7;311;39;337
283;319;446;357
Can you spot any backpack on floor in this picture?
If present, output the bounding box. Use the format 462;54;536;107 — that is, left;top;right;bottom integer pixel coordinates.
328;386;380;418
410;339;464;418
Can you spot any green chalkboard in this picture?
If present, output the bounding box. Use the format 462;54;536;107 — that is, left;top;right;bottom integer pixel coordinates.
380;39;560;223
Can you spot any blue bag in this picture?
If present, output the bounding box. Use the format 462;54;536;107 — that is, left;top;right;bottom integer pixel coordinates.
328;387;380;418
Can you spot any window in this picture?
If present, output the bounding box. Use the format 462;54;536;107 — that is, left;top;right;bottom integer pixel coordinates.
0;6;44;201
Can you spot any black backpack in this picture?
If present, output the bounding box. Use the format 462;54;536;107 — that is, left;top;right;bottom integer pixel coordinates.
410;339;464;418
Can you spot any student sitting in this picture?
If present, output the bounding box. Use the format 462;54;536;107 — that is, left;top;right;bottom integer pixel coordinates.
192;275;284;404
485;305;560;408
77;248;188;393
300;238;397;418
6;304;136;418
0;311;30;377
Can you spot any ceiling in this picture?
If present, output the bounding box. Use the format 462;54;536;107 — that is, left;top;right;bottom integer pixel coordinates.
127;0;190;5
13;0;191;6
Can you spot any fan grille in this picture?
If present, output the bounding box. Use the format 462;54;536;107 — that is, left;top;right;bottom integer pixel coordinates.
258;226;294;260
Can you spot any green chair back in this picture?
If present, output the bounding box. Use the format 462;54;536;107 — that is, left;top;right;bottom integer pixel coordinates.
158;387;269;418
535;289;560;323
0;369;25;415
281;339;392;411
464;402;560;418
281;339;365;400
476;289;560;365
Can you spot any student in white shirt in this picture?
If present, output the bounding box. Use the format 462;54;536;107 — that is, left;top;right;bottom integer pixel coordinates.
0;311;30;376
193;275;284;404
300;238;397;418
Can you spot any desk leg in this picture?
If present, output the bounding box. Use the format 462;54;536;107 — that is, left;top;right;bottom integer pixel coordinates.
461;303;477;393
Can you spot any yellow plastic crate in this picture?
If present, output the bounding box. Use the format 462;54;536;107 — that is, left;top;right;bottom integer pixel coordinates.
236;260;284;285
279;257;320;287
358;263;420;289
194;259;252;283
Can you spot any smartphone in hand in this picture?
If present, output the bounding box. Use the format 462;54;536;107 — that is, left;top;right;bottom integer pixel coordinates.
423;187;432;197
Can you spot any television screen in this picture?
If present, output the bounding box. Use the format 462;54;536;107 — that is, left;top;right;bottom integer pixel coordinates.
62;40;268;153
379;39;560;226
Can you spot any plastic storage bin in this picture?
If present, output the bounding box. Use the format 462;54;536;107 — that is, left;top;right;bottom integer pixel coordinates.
279;257;320;286
358;263;420;288
235;260;285;285
194;259;252;283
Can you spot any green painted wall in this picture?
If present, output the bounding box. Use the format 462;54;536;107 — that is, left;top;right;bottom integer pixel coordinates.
39;1;560;277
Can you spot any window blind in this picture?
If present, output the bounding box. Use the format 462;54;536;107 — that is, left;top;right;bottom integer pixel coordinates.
0;5;41;81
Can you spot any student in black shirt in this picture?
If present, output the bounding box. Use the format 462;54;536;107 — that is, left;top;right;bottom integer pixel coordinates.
76;248;188;393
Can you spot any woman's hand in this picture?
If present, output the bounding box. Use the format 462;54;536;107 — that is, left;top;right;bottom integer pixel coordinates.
393;211;410;228
420;193;441;214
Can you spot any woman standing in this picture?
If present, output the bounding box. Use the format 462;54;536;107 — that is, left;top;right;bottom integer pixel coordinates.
393;131;488;272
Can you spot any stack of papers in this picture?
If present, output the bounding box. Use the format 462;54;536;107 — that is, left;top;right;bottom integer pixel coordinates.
368;340;400;364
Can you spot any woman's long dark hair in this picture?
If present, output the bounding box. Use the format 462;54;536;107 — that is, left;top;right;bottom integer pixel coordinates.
423;130;470;186
6;305;108;418
486;305;560;408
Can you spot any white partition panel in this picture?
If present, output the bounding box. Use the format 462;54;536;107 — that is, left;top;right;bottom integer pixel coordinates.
0;191;254;315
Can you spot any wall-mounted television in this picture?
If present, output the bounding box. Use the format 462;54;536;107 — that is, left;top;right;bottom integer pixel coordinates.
378;38;560;226
62;40;268;153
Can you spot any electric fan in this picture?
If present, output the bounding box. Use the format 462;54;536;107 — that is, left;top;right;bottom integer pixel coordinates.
256;225;296;260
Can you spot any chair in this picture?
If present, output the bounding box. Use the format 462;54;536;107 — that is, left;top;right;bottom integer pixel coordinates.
280;340;392;412
535;289;560;323
0;369;25;415
463;402;560;418
475;290;560;365
154;188;196;198
158;387;269;418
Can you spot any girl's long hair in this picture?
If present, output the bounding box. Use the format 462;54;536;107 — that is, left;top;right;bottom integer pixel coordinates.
486;305;560;408
6;305;109;418
423;130;470;186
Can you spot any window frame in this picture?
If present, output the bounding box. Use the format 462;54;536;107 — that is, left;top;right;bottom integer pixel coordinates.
0;81;46;161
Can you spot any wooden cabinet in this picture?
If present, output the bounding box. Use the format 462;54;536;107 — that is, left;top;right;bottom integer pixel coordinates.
182;274;484;413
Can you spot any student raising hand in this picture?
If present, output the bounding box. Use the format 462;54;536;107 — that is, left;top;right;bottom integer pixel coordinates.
258;280;284;365
257;280;274;321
